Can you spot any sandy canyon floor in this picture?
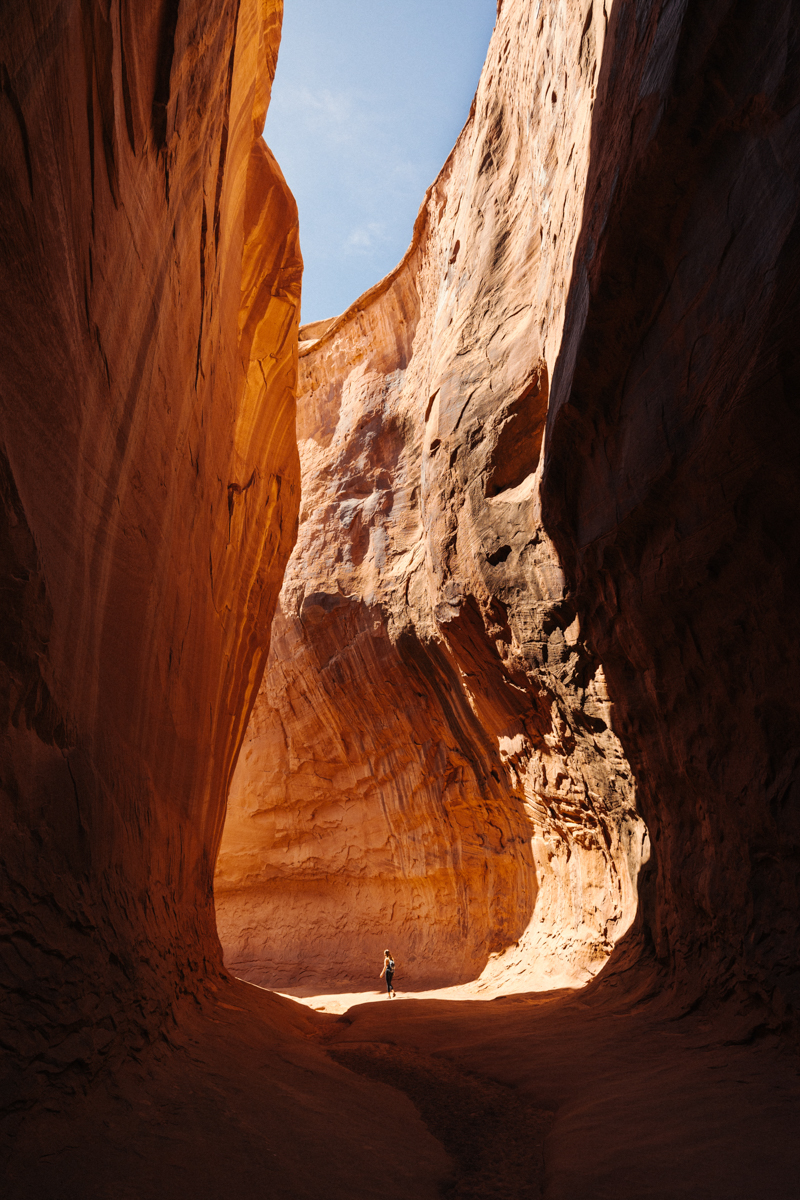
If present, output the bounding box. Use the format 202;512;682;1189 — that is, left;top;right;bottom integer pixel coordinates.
4;969;799;1200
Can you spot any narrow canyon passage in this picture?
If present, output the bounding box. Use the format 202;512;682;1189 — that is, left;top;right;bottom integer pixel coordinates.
2;1;800;1198
214;0;650;1000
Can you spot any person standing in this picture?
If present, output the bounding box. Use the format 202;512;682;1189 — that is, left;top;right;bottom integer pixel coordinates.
380;949;396;998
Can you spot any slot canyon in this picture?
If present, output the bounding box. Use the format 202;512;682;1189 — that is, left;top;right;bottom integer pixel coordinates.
1;0;799;1197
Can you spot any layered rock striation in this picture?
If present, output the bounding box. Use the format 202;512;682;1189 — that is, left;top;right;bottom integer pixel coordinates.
215;0;649;993
0;0;300;1100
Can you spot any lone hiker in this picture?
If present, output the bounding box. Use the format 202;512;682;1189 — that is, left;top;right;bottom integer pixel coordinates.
380;949;396;998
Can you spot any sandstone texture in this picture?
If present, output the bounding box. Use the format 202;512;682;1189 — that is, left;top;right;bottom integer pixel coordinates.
0;0;300;1102
3;0;800;1196
541;0;800;1016
217;0;800;1024
216;0;650;993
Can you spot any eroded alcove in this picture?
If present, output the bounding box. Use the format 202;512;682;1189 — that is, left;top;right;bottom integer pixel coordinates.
213;0;651;993
3;0;800;1196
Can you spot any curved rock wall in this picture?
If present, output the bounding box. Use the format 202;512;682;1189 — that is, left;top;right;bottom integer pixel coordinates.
218;0;800;1018
215;0;649;993
541;0;800;1019
0;0;300;1096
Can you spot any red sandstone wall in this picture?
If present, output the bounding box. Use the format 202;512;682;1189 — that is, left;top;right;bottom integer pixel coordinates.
3;2;797;1133
217;0;800;1022
0;0;300;1097
215;0;649;994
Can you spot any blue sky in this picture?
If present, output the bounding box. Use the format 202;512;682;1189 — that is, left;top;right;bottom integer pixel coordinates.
265;0;498;324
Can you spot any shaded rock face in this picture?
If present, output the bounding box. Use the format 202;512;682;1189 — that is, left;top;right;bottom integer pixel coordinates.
215;0;650;993
542;0;800;1016
0;1;300;1094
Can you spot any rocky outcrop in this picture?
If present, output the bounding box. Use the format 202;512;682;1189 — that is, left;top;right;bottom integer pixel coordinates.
0;0;300;1101
215;0;649;993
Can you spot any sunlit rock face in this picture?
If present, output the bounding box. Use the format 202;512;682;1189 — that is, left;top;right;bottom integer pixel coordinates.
215;0;649;993
218;0;800;1016
0;0;300;1093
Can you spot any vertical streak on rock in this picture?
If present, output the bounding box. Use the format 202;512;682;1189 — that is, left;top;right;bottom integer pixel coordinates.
0;63;33;199
0;0;300;1103
196;200;207;387
214;0;241;254
151;0;181;152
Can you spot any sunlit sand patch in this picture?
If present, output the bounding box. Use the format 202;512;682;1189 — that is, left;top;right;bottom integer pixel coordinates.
268;973;579;1015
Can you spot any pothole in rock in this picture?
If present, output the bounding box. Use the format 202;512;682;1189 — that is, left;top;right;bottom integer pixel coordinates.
327;1040;553;1200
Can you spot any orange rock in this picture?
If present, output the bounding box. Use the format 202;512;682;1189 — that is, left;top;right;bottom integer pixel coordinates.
3;0;800;1193
0;0;300;1084
215;0;647;994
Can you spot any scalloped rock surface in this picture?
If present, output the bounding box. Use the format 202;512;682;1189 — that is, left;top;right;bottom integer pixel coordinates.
215;0;649;993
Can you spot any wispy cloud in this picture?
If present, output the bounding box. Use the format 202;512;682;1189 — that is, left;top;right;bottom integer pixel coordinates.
263;0;495;321
272;84;366;147
344;221;388;254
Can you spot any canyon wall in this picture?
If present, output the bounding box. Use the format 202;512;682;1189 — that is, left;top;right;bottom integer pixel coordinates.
215;0;649;993
541;0;800;1019
217;0;800;1020
2;0;796;1139
0;0;300;1103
